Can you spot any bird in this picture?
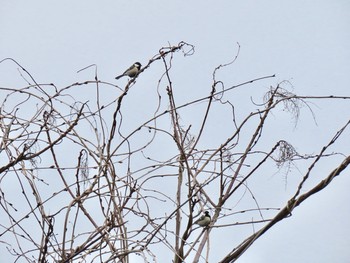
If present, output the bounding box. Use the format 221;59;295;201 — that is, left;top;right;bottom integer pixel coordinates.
194;211;211;227
115;62;142;80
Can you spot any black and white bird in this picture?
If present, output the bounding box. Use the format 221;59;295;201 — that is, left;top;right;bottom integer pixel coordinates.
194;211;211;227
115;62;142;80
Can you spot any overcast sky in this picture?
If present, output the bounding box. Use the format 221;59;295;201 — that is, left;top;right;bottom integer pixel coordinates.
1;1;350;262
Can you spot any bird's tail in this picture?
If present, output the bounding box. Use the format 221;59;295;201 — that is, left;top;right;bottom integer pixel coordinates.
115;74;124;80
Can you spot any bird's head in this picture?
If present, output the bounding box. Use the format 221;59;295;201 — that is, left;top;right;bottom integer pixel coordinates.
134;62;142;69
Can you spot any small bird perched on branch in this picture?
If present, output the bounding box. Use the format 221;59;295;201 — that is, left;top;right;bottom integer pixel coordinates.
115;62;142;79
194;211;211;227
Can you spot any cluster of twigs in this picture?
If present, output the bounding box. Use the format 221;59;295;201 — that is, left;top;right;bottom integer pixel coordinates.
0;42;349;263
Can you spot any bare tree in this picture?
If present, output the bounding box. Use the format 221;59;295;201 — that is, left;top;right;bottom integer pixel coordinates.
0;42;349;263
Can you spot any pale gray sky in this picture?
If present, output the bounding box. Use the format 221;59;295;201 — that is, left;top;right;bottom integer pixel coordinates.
1;1;350;262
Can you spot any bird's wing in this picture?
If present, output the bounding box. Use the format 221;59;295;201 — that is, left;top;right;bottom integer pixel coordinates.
194;215;205;223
